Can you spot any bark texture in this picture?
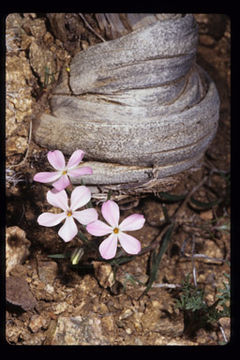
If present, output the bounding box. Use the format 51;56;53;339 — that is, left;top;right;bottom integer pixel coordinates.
33;14;220;193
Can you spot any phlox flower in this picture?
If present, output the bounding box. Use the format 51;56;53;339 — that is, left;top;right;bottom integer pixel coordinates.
37;186;98;242
34;149;92;191
86;200;145;260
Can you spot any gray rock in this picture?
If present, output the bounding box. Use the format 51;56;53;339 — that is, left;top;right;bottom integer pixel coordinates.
51;315;110;345
6;276;37;311
37;260;58;285
6;226;31;276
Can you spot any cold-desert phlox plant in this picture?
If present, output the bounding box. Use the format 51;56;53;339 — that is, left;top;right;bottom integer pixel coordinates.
87;200;145;259
37;186;98;242
34;149;92;191
34;149;145;260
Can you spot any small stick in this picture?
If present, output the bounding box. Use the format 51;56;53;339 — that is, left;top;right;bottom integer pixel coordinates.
219;323;228;343
191;235;198;287
151;283;181;289
183;253;226;263
78;13;106;42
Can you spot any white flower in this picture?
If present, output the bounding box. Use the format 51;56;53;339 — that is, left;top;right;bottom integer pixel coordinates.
37;186;98;242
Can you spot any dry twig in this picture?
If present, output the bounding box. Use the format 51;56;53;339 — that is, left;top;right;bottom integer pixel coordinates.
78;13;106;42
191;235;198;287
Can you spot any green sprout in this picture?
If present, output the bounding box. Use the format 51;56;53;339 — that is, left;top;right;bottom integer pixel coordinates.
175;272;230;340
43;66;56;88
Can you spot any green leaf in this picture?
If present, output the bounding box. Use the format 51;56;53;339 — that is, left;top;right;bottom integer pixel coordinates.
189;196;221;210
175;274;206;312
123;273;145;289
86;200;93;208
162;203;170;222
223;272;230;281
141;224;174;297
158;192;186;203
48;253;66;259
77;230;89;243
110;255;134;266
107;190;112;200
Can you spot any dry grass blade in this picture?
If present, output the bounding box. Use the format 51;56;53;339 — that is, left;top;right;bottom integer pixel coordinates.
78;13;106;42
139;223;175;298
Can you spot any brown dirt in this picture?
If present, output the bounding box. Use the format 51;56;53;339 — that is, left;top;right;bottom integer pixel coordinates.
6;13;230;345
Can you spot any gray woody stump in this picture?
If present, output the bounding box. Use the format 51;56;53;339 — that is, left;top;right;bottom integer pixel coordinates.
33;14;220;200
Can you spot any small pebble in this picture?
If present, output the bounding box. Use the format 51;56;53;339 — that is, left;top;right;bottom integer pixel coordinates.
29;315;48;333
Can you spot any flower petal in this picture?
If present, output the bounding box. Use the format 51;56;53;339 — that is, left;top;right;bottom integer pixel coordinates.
118;232;141;255
33;171;61;184
99;233;118;260
86;220;112;236
47;189;69;211
58;216;78;242
47;150;65;170
52;174;70;191
68;166;93;178
37;212;66;227
119;214;145;232
73;208;98;225
70;185;91;211
67;149;85;168
101;200;120;228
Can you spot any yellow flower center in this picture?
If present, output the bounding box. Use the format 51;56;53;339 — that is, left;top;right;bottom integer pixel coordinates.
62;170;67;175
67;210;72;217
113;227;119;234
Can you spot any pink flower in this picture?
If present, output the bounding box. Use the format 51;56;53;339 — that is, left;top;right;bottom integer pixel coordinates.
33;150;92;191
86;200;145;260
37;186;98;242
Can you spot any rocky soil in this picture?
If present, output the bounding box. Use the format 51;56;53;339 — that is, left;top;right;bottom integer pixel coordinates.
5;13;230;345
